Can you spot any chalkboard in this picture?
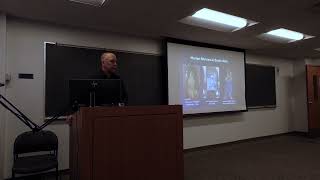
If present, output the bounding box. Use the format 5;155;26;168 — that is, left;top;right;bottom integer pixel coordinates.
45;43;167;117
245;64;276;108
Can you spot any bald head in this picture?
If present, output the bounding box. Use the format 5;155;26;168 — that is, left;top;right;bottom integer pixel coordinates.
101;52;118;76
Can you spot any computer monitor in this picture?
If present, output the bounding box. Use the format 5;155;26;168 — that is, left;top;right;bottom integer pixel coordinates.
69;79;122;109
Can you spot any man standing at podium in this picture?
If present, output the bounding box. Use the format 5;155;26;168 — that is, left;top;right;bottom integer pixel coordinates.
97;52;128;103
67;52;127;124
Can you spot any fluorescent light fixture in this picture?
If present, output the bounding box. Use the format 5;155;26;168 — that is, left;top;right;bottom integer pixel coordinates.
69;0;106;6
179;8;258;32
259;28;315;43
266;28;304;41
192;8;247;28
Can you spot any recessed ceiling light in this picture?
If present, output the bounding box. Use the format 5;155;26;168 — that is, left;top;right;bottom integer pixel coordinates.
259;28;314;43
69;0;106;7
180;8;258;32
266;28;304;41
192;8;247;28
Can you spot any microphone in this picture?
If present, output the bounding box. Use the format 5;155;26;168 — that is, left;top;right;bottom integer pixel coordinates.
0;83;4;87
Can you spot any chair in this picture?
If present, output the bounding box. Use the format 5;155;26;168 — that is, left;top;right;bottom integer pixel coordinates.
12;130;59;180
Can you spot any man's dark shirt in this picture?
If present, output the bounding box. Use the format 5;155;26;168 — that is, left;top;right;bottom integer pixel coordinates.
89;72;128;105
90;72;120;79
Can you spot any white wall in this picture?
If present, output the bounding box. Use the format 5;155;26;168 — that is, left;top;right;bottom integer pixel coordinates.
305;59;320;65
292;59;308;132
3;17;298;178
0;13;7;180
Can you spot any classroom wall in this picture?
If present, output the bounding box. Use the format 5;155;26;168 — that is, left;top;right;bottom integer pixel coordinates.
292;60;308;132
2;16;297;178
3;17;161;178
306;59;320;65
0;13;7;180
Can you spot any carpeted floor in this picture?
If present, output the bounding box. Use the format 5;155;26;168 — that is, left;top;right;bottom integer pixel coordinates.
184;134;320;180
15;134;320;180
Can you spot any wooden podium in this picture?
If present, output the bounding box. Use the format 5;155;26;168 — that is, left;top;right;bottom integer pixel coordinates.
70;105;183;180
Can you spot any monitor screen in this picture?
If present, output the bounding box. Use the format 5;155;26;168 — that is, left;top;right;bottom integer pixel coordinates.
69;79;122;108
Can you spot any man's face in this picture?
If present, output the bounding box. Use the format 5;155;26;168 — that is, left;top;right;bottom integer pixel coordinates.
101;54;118;74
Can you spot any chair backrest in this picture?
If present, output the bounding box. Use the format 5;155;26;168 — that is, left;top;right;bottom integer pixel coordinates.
14;130;58;155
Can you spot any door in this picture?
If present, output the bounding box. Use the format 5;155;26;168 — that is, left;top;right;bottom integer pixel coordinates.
306;65;320;136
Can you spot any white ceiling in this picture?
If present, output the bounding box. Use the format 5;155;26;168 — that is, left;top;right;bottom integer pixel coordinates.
1;0;320;59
